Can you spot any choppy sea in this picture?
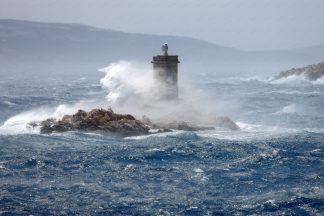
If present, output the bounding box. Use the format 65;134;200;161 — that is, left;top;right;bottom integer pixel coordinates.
0;66;324;215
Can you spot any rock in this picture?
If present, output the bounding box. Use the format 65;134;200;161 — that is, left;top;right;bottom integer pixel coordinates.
38;108;150;136
157;128;173;133
212;116;240;130
147;120;215;132
33;108;239;136
142;115;152;125
175;121;214;131
273;61;324;81
40;118;58;133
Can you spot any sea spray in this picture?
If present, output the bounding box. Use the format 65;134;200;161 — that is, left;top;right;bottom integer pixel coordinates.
99;61;154;106
0;61;157;134
98;61;238;125
0;100;101;134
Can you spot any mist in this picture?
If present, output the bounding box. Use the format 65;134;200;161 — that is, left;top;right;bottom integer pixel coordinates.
98;61;242;127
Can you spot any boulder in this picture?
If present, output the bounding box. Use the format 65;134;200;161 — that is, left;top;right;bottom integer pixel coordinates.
38;108;150;136
212;116;240;130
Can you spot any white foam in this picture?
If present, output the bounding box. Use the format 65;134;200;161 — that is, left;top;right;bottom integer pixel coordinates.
0;100;102;135
192;168;208;182
213;76;270;84
238;76;271;83
269;90;321;96
124;130;183;140
275;104;298;114
313;76;324;85
271;74;324;85
2;101;16;106
198;122;300;140
99;61;153;106
0;108;50;134
193;168;204;173
271;74;308;84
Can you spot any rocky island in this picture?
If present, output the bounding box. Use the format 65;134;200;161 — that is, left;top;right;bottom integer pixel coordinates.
273;61;324;81
30;108;239;136
31;108;149;136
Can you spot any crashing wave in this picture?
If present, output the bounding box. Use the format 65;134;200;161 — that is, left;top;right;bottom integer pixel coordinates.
272;61;324;83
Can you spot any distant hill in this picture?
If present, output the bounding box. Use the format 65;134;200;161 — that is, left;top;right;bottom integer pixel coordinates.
0;19;241;62
274;61;324;81
1;19;324;78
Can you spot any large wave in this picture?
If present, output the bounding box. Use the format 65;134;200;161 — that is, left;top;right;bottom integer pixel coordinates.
270;74;324;85
98;61;237;123
1;61;151;135
99;61;154;106
211;74;324;85
0;100;101;135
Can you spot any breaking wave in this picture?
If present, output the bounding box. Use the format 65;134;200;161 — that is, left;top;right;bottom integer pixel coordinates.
270;74;324;85
0;100;102;135
99;61;154;106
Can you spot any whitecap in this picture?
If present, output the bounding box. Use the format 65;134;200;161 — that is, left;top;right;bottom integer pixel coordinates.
2;101;16;106
269;90;321;96
274;104;298;115
193;168;204;173
313;76;324;85
271;74;309;84
211;76;271;84
271;74;324;85
198;122;300;140
124;130;183;140
0;99;102;135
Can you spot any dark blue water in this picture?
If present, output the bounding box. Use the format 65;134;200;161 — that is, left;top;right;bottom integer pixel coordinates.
1;73;324;215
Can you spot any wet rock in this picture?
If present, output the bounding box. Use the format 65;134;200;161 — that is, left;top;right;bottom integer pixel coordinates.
157;128;173;133
171;121;215;131
33;108;239;136
274;61;324;81
147;120;215;132
142;115;152;125
143;115;239;132
38;108;150;136
212;116;240;130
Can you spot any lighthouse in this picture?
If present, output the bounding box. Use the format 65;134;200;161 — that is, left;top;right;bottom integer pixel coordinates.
151;43;180;100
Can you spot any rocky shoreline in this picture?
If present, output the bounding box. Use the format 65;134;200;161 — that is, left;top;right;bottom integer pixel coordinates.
274;61;324;81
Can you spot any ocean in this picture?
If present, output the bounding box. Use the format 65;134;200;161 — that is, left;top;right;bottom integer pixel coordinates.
0;63;324;215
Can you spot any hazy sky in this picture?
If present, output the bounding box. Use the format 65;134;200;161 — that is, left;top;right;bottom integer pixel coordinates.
1;0;323;50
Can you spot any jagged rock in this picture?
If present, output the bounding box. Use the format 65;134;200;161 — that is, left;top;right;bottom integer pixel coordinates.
274;61;324;81
142;115;152;125
212;116;240;130
145;120;215;132
142;113;239;131
171;121;215;131
33;108;239;136
38;108;150;136
157;128;173;133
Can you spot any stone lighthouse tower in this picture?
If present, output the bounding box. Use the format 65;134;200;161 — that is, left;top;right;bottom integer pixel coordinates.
151;43;180;100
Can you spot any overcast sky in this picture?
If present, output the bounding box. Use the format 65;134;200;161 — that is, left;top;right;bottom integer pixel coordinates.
1;0;323;51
